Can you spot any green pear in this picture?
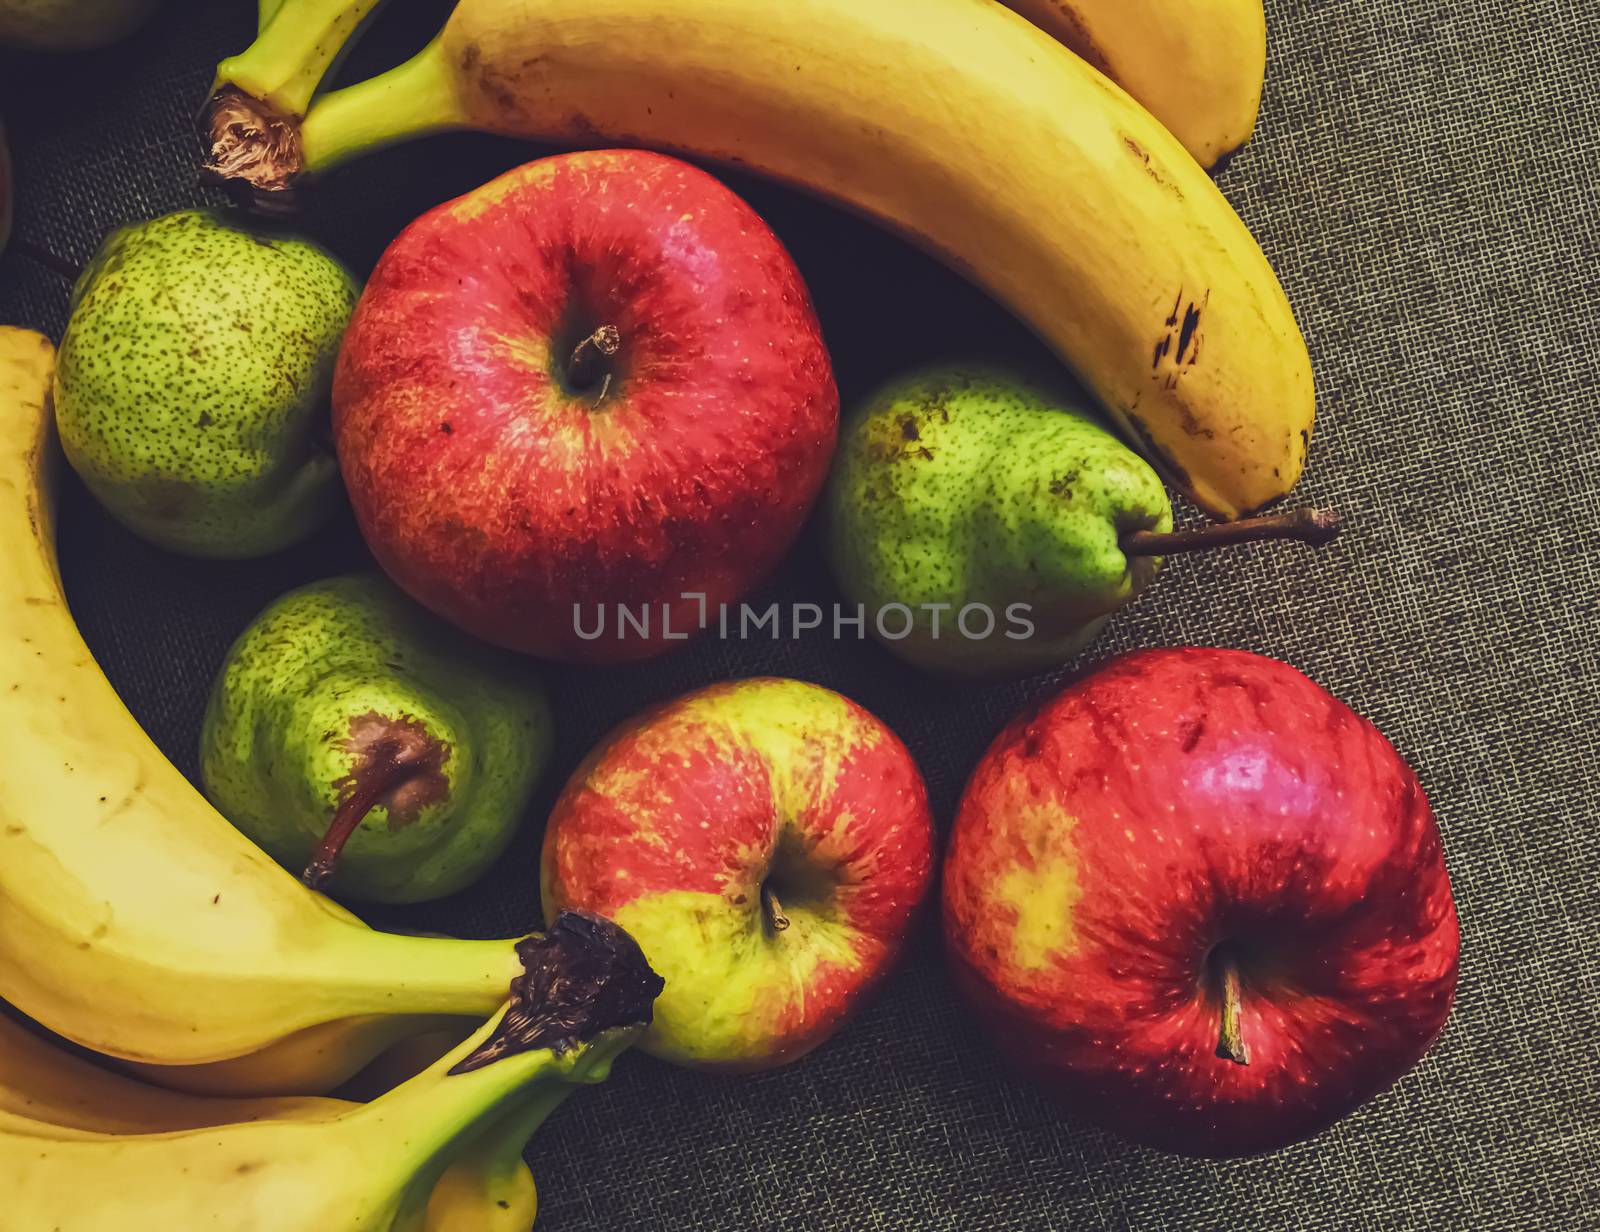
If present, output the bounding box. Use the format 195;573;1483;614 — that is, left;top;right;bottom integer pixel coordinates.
0;0;158;50
201;574;554;904
825;365;1338;677
54;210;355;558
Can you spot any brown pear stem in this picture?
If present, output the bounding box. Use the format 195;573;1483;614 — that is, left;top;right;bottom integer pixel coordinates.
1214;953;1251;1066
1122;508;1341;557
762;884;790;934
301;744;427;891
566;325;621;401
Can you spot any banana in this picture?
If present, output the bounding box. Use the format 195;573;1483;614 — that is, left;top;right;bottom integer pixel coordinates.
0;1007;631;1230
0;1009;539;1229
0;327;529;1082
998;0;1266;169
205;0;1314;519
0;1009;320;1132
121;1013;465;1097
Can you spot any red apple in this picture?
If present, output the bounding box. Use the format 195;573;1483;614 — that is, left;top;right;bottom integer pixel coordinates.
943;647;1459;1156
334;150;838;662
541;677;935;1070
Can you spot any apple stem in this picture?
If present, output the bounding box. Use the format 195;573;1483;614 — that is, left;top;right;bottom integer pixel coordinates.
1121;508;1341;557
301;741;430;892
566;325;622;402
761;884;791;934
1214;953;1251;1066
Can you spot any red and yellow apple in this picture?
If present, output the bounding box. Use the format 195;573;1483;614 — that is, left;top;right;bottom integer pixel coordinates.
334;150;838;663
541;678;935;1070
943;647;1459;1156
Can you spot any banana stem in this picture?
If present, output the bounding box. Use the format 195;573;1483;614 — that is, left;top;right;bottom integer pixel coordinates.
333;930;525;1019
300;38;469;174
217;0;385;119
465;1078;579;1184
1121;507;1341;557
354;999;638;1184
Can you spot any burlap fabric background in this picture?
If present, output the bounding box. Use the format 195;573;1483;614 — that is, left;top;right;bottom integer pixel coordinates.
2;1;1595;1227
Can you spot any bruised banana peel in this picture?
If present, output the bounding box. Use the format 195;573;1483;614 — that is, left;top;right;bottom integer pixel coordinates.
0;327;529;1084
205;0;1315;519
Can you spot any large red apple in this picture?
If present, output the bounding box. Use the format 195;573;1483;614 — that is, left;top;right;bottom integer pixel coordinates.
334;150;838;662
943;647;1459;1156
541;677;935;1071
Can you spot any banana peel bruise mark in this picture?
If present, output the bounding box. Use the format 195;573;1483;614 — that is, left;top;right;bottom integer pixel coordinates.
1121;136;1183;199
1043;5;1113;76
1153;289;1208;383
452;911;664;1073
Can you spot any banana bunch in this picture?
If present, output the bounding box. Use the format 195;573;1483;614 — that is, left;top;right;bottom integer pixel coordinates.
0;999;638;1229
0;327;545;1090
205;0;1312;520
0;1010;539;1230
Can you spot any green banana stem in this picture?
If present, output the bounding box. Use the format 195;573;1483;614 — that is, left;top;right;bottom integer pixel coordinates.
360;1022;635;1208
204;0;394;196
300;38;469;172
359;911;659;1217
327;929;525;1019
205;29;463;200
216;0;385;119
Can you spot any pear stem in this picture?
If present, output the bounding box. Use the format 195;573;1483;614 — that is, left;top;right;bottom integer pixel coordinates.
761;884;791;934
1122;507;1341;557
566;326;621;402
302;743;430;891
1214;952;1251;1066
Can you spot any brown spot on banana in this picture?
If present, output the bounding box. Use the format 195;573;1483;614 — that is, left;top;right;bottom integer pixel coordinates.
1121;135;1183;199
1176;302;1202;364
1029;2;1113;75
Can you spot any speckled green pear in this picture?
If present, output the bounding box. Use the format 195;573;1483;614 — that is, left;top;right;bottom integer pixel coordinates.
201;574;554;904
825;365;1173;677
0;0;158;49
54;210;355;558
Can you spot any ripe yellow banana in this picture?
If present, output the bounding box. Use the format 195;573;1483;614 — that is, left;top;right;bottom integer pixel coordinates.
0;1009;539;1230
998;0;1266;169
0;1009;319;1132
206;0;1314;519
0;1006;633;1230
0;327;526;1082
122;1013;464;1097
